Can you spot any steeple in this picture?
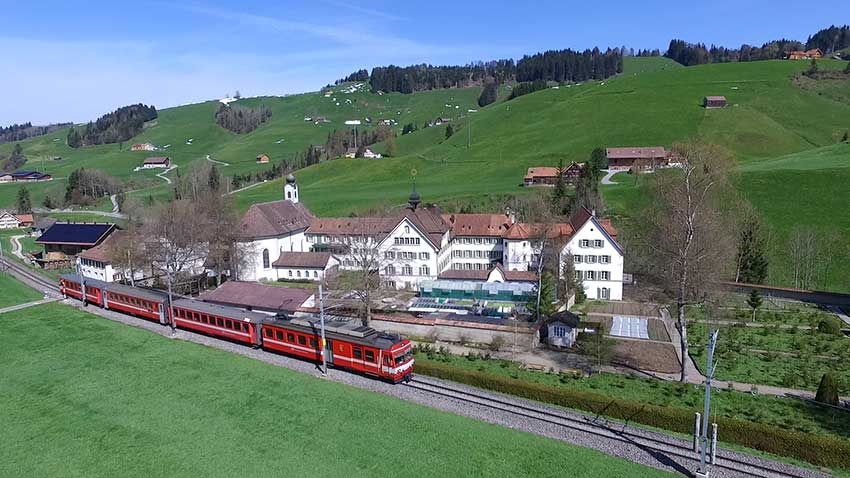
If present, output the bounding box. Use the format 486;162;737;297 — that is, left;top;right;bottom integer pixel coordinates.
408;177;421;209
284;174;299;203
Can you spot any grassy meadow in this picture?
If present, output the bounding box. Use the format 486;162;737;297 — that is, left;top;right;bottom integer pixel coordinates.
0;303;673;478
0;273;42;308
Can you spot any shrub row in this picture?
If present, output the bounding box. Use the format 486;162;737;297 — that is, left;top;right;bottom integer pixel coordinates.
414;360;850;470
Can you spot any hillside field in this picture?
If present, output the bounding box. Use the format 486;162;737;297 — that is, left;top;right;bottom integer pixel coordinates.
0;303;672;478
3;57;849;291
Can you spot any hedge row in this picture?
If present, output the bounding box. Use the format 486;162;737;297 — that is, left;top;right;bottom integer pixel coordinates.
415;360;850;470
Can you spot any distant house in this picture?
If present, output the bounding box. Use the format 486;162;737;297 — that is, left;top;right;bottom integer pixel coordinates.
131;143;158;152
142;156;171;169
787;49;822;60
0;210;22;229
523;163;585;187
272;251;338;282
703;96;727;108
0;171;52;183
256;154;270;164
15;214;34;228
605;147;668;170
344;147;382;159
539;310;581;348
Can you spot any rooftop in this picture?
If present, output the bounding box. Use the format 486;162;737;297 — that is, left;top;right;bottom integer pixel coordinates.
443;213;513;237
199;281;314;313
272;251;333;269
606;147;666;159
36;222;116;246
240;200;314;239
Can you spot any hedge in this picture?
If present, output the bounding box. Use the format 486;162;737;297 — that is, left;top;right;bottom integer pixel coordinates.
415;360;850;470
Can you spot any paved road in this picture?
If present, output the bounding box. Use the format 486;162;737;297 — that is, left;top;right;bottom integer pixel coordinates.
109;194;119;213
32;207;128;219
600;169;624;185
229;180;265;195
9;235;26;259
156;165;178;184
206;154;230;166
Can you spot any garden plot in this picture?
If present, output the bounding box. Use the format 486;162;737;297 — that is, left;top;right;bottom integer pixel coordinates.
611;316;649;339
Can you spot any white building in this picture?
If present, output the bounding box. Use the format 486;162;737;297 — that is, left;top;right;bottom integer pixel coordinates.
238;175;313;282
238;175;625;299
0;210;23;229
75;230;145;283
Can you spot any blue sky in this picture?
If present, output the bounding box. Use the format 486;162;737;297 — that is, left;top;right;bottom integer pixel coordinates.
1;0;846;125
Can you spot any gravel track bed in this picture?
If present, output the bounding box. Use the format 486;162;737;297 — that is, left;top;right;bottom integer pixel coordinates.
62;300;832;478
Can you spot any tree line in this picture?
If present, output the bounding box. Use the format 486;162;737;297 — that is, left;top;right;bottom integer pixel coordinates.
1;143;26;172
67;104;157;148
355;48;622;95
665;25;850;66
0;122;72;145
214;103;272;134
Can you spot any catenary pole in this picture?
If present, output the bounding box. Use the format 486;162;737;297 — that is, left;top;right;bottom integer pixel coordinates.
319;283;328;375
698;330;719;476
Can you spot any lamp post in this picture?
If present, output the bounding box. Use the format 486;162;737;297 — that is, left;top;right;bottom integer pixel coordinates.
697;330;719;477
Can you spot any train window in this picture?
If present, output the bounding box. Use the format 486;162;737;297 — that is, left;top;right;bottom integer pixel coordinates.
383;356;391;366
276;330;284;341
217;318;224;327
225;319;232;329
297;336;306;346
353;347;362;359
287;333;295;342
309;338;317;348
365;350;375;362
264;328;272;338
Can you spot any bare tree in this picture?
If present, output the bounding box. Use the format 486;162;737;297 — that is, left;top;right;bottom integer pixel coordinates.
631;141;735;382
326;234;388;327
787;229;818;289
105;225;146;286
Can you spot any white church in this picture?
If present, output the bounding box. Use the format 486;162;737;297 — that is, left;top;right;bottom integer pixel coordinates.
238;174;625;300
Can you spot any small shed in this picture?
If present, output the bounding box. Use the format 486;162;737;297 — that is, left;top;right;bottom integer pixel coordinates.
142;156;171;169
256;154;270;164
703;96;727;108
541;310;581;348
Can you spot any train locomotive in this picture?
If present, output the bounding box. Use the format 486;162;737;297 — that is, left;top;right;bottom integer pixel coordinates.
59;274;414;383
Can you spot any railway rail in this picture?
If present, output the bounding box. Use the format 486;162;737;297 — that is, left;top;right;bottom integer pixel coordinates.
404;376;830;478
0;256;60;295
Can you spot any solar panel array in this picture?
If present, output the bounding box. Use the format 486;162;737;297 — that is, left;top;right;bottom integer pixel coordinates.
37;223;114;245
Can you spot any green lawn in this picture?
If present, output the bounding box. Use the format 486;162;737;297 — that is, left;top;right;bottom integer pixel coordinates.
0;303;672;478
415;349;850;441
0;273;42;308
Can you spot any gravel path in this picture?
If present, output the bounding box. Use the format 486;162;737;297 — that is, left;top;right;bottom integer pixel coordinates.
59;300;832;478
600;169;621;185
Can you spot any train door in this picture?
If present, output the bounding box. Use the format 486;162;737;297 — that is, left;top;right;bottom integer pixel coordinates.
158;304;168;325
324;339;334;365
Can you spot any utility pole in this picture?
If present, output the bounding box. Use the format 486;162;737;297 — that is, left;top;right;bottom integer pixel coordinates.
697;329;719;477
319;283;328;375
165;253;176;332
76;260;87;307
0;238;6;274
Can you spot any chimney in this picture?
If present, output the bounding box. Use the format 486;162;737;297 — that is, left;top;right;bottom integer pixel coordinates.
591;209;596;217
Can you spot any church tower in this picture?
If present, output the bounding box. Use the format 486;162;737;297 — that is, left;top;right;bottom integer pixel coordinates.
284;174;299;203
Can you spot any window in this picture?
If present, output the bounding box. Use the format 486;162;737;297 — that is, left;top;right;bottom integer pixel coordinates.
574;254;582;263
419;265;430;276
309;338;318;348
298;335;307;346
586;271;596;280
600;255;611;264
586;255;597;264
553;326;567;337
385;251;395;259
225;320;232;329
353;347;363;359
600;287;610;299
419;252;429;260
580;239;590;248
404;225;410;234
287;333;295;342
365;350;375;362
475;238;482;244
262;249;270;268
385;265;395;275
574;270;582;280
288;270;293;277
594;239;603;248
601;271;610;280
217;318;224;327
313;271;318;278
264;328;272;338
276;330;284;341
402;265;412;276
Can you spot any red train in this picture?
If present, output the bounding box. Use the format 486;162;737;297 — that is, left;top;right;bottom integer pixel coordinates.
59;274;414;382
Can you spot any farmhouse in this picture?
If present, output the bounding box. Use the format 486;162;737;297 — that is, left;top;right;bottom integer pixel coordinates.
256;154;270;164
131;143;158;151
239;176;625;300
35;222;117;269
199;281;315;314
75;230;144;283
0;210;28;229
703;96;727;108
0;171;53;183
523;162;584;186
344;147;382;159
142;156;171;169
605;147;668;170
787;49;822;60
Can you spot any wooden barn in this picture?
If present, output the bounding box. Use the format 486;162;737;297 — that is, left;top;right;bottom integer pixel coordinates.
704;96;727;108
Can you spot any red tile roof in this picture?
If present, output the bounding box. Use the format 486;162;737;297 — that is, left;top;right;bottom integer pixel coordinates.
272;251;333;269
77;230;127;263
443;213;513;237
143;156;171;164
523;167;559;180
199;281;314;313
240;200;314;239
503;222;574;240
307;205;449;248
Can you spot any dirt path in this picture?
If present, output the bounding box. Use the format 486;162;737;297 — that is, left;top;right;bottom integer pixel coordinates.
228;181;265;195
0;298;58;315
600;169;620;185
156;165;178;184
32;207;128;219
9;235;26;259
206;154;230;167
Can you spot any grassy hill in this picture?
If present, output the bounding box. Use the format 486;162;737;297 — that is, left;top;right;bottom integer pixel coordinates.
3;57;849;290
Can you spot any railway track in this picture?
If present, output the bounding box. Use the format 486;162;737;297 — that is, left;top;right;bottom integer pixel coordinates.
404;376;828;478
0;256;61;295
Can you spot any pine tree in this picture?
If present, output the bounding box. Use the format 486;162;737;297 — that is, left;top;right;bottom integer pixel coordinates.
15;186;32;214
552;157;568;213
445;124;454;139
735;212;769;284
67;126;81;148
477;82;498;107
746;289;762;322
208;165;221;192
589;147;607;172
815;373;840;406
528;272;558;319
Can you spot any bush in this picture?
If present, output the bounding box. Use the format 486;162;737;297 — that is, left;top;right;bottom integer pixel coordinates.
488;335;506;352
414;360;850;469
815;373;840;406
817;317;842;335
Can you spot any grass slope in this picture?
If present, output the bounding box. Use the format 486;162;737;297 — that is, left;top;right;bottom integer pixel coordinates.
0;273;42;308
0;303;672;478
